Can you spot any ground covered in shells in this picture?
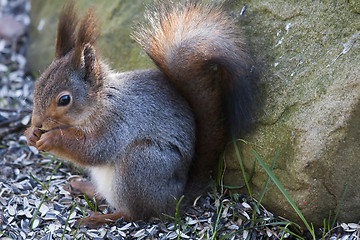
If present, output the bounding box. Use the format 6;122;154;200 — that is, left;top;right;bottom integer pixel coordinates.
0;0;359;239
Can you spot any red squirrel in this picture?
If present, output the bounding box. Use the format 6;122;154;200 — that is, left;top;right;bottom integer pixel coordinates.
25;0;254;227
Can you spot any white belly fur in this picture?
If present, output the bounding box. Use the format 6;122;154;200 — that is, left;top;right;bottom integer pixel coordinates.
89;165;116;208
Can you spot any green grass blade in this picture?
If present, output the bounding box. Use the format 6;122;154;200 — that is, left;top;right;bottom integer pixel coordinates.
72;204;86;237
94;197;98;213
331;185;348;228
175;195;184;230
327;210;332;233
30;192;46;231
219;221;298;240
233;140;252;200
322;218;327;240
211;203;223;240
280;222;292;240
46;160;63;188
162;213;176;221
223;159;253;189
222;184;246;189
0;231;14;240
29;172;48;192
279;226;305;240
83;194;95;212
217;152;224;186
163;196;201;238
29;172;42;186
257;148;279;206
61;204;76;240
251;149;315;239
252;148;280;220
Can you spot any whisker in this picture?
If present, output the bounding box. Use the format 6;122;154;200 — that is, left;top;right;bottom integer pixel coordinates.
43;119;84;144
59;127;65;138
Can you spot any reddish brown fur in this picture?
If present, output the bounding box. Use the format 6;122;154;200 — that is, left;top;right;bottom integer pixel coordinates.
55;0;78;58
55;1;99;70
76;211;127;228
71;8;99;69
134;2;249;176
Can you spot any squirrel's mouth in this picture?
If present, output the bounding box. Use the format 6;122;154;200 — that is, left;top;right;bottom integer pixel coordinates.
38;128;48;133
39;126;70;133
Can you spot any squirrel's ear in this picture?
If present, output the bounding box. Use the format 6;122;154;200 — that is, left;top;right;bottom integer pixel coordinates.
81;44;101;87
69;7;100;86
71;7;99;69
55;1;77;58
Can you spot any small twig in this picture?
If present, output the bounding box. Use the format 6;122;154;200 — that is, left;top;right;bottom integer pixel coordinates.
0;107;32;113
0;115;26;127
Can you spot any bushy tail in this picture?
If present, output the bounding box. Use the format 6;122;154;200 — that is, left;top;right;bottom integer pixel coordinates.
133;1;255;173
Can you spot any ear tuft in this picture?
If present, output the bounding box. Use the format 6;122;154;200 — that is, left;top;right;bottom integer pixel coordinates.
55;0;78;58
71;7;99;70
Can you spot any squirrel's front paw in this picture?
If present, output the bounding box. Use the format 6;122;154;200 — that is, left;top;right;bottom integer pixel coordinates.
24;126;43;147
36;130;60;152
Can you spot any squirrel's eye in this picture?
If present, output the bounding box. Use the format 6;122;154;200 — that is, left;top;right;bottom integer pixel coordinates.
58;95;71;107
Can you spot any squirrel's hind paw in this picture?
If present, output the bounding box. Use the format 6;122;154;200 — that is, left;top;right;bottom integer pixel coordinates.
64;179;99;199
75;211;125;228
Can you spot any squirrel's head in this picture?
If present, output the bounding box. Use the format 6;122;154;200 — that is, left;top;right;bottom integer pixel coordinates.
31;1;102;132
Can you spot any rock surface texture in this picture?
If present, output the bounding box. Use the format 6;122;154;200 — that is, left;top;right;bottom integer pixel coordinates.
224;0;360;227
27;0;360;227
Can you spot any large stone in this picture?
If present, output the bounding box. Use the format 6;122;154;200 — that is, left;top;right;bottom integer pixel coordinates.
224;0;360;227
27;0;360;227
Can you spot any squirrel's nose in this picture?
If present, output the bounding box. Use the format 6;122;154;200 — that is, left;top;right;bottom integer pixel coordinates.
31;114;43;128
